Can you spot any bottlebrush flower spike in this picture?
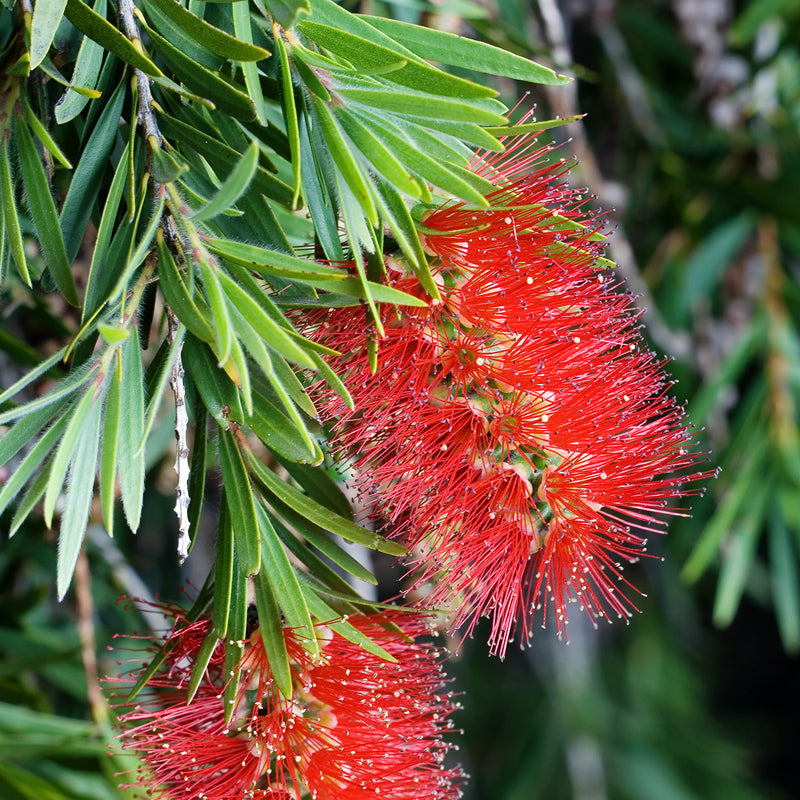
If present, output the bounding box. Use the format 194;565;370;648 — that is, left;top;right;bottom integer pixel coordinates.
302;132;713;658
106;603;463;800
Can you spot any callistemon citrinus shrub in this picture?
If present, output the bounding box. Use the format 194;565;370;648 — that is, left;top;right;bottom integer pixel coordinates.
107;602;463;800
303;136;712;658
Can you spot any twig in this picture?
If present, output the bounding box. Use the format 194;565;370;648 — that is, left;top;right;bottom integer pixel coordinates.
74;547;107;724
118;0;160;144
168;309;191;564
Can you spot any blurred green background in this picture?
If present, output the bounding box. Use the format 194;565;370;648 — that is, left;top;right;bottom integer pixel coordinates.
2;0;799;799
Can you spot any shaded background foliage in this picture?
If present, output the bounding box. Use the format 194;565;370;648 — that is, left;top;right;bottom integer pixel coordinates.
1;0;799;799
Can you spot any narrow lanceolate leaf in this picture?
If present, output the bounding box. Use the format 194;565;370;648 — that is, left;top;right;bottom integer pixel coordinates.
118;334;146;532
199;259;234;367
298;20;495;100
156;232;215;343
770;511;800;652
186;628;219;704
205;238;345;281
0;138;31;287
30;0;68;69
301;588;395;661
340;87;506;126
0;413;71;521
65;0;162;77
183;336;245;426
22;98;73;167
274;30;301;206
232;0;267;124
713;477;770;627
16;112;79;306
83;144;131;322
258;505;318;657
213;497;235;638
191;141;259;222
247;391;319;464
223;559;248;723
219;428;261;576
44;388;98;528
144;26;255;120
100;352;122;536
60;81;126;263
57;398;102;599
311;96;378;226
147;0;269;61
55;0;107;124
363;15;571;85
253;569;293;699
247;453;406;556
216;270;316;370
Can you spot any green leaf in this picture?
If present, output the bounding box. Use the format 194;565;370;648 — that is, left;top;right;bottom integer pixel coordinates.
100;352;121;536
481;116;585;138
22;99;73;167
312;95;378;227
83;144;132;321
117;333;146;532
55;0;107;125
271;495;376;584
298;20;495;99
357;110;489;205
43;388;97;529
713;479;770;627
144;25;255;120
247;453;406;556
108;189;165;306
183;336;245;426
16;112;78;306
30;0;68;69
213;496;235;637
683;435;768;583
219;428;261;575
247;391;320;463
0;364;95;427
60;80;126;263
258;504;318;656
261;0;309;28
340;86;506;125
150;140;189;183
199;258;234;366
64;0;163;77
275;458;353;519
233;1;268;124
159;113;293;206
57;397;102;599
9;465;52;537
157;232;215;343
0;138;31;287
307;276;428;307
191;140;259;222
147;0;270;60
252;570;292;699
0;413;71;521
301;587;395;661
223;553;248;722
205;237;345;281
363;15;570;85
274;30;301;207
770;510;800;652
337;108;421;197
216;269;317;369
186;628;219;704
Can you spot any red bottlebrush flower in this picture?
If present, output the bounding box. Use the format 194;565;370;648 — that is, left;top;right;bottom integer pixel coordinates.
106;603;463;800
301;132;713;657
